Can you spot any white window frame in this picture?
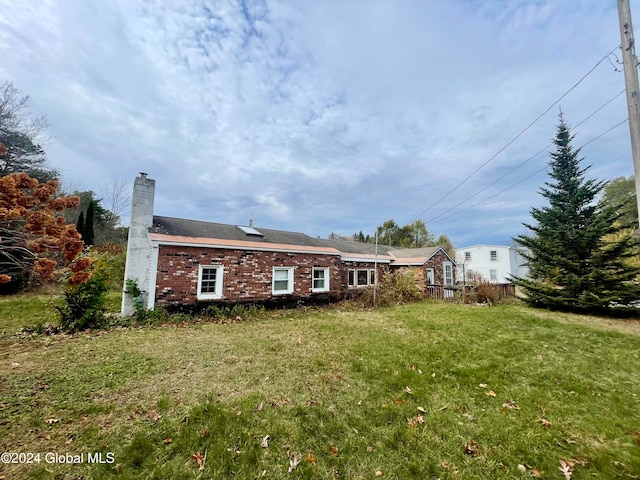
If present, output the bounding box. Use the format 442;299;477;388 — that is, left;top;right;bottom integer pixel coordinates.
490;250;498;261
443;261;454;286
348;268;376;288
465;252;471;261
272;266;294;295
490;269;498;282
197;265;224;300
312;267;330;292
426;268;435;285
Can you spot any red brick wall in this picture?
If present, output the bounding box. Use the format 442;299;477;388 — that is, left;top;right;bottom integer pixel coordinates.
424;251;456;286
391;251;456;293
154;245;344;306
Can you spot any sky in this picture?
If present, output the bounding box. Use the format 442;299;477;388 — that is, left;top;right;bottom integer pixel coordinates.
1;0;638;247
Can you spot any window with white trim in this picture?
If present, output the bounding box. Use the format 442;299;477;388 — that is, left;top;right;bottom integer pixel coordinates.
426;268;435;285
272;267;294;295
197;265;224;300
348;268;376;287
490;250;498;261
312;267;330;292
443;262;454;286
465;252;471;261
490;269;497;282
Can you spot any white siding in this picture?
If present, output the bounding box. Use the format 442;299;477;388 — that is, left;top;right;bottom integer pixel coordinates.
455;245;529;284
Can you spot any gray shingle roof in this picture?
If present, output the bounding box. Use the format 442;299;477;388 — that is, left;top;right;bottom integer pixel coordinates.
151;216;328;248
150;215;451;263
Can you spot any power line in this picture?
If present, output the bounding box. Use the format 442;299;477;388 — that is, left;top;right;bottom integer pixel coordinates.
428;118;629;226
425;89;625;224
409;44;625;224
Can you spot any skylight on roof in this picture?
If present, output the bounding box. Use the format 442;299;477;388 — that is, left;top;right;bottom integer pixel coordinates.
237;225;264;236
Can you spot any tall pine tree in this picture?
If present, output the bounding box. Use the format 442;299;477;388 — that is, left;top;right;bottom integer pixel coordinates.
514;115;640;315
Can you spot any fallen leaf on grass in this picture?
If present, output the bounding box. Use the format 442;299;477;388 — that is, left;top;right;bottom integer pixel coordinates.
462;441;479;457
288;454;301;472
500;400;520;413
261;435;270;448
328;444;339;456
394;398;405;405
199;427;209;437
479;383;487;388
539;418;552;427
45;418;59;424
404;386;412;394
440;461;449;469
307;452;316;464
147;410;161;422
486;390;496;397
256;402;264;411
375;470;383;477
417;406;426;413
367;445;373;452
192;451;207;471
559;459;574;480
162;437;172;444
406;415;424;428
531;467;544;477
630;431;640;445
462;413;475;421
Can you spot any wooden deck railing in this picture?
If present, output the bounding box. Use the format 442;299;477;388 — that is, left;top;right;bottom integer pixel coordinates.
425;283;516;303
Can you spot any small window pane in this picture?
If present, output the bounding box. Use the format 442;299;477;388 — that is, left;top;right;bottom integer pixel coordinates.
357;270;369;286
200;268;217;293
274;269;289;280
465;252;471;261
348;270;355;286
274;280;289;291
490;251;497;261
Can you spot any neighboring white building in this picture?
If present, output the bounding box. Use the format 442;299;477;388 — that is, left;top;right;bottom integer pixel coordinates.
455;245;529;284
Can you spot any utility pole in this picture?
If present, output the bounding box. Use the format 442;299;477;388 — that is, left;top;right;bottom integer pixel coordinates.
617;0;640;228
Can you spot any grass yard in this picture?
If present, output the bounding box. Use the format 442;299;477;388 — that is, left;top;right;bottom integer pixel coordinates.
1;300;640;479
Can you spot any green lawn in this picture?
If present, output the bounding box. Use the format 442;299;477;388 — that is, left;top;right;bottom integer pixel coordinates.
1;300;640;479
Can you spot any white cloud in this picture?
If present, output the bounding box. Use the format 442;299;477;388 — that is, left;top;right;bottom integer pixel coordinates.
0;0;636;245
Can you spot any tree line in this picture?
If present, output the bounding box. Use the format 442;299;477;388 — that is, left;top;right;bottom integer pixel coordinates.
350;219;454;255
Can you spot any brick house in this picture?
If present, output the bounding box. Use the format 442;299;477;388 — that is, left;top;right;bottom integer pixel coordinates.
121;174;456;315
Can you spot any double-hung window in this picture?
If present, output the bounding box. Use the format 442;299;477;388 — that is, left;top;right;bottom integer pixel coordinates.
443;262;454;286
197;265;224;300
272;267;294;295
490;250;498;261
312;267;330;292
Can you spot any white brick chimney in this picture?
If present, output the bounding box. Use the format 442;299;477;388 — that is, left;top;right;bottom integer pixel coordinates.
121;173;155;316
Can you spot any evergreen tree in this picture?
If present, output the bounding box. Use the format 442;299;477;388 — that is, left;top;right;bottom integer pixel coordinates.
83;201;95;246
76;211;85;238
514;115;640;315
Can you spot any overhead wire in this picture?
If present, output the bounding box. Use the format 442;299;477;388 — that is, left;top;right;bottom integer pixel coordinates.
428;117;630;226
424;89;626;224
408;40;626;224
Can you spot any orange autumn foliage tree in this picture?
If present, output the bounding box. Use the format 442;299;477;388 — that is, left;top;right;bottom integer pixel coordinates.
0;172;89;286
